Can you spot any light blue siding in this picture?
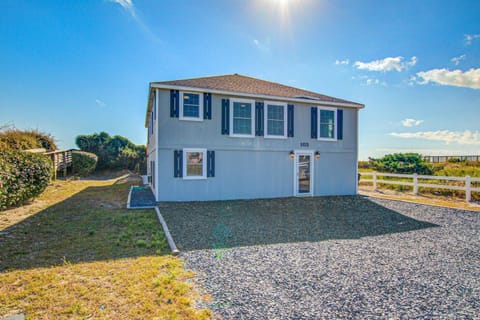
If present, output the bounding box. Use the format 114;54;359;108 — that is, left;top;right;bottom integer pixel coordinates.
153;89;358;201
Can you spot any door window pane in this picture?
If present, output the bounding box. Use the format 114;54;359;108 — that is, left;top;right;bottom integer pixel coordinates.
298;155;311;194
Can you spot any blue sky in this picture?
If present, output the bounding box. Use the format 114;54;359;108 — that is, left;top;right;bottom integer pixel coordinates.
1;0;479;159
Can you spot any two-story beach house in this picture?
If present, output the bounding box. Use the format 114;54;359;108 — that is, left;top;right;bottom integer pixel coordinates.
145;74;364;201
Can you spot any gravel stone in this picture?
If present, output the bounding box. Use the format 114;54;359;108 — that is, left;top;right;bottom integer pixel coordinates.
160;196;480;319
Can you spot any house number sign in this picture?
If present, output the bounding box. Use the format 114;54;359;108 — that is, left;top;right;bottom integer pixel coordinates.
300;142;309;147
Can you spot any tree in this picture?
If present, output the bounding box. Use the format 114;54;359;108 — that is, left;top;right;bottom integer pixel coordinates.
75;132;146;173
368;153;433;175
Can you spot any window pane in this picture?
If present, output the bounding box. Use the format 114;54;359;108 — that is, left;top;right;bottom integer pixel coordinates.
267;104;284;136
233;102;252;135
233;118;252;134
320;123;334;138
233;102;252;118
183;105;199;117
267;105;284;121
183;93;199;105
183;93;200;118
186;151;203;176
267;120;284;135
320;110;334;124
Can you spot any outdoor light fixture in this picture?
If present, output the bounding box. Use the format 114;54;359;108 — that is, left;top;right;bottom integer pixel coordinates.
315;151;320;159
289;151;295;159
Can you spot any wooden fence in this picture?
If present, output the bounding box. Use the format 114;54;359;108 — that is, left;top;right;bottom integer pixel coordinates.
360;172;480;202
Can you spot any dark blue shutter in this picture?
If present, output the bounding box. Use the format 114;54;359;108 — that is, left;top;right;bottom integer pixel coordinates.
221;98;230;134
207;150;215;177
287;104;294;137
311;107;318;139
170;90;179;118
337;109;343;140
255;101;264;136
173;150;183;177
203;93;212;120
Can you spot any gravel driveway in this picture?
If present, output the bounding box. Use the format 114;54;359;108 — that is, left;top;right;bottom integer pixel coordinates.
159;196;480;319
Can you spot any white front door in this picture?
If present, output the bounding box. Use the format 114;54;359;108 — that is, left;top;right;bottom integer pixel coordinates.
294;151;314;196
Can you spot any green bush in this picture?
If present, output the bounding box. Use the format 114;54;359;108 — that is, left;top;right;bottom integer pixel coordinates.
75;132;146;173
0;128;57;151
369;153;434;175
72;151;98;176
0;150;52;210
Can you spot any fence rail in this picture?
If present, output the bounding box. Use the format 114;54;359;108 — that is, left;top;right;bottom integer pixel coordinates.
25;148;74;179
423;155;480;163
360;172;480;202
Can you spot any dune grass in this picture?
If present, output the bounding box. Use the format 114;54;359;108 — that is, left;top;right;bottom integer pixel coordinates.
0;173;211;319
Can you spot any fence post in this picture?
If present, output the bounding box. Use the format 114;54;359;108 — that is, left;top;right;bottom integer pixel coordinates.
465;176;471;202
413;173;418;195
373;172;377;191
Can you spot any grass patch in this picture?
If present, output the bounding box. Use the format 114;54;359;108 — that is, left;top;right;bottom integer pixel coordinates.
0;173;211;319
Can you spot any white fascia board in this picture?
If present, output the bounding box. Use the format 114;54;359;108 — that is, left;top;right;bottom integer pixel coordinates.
149;83;365;110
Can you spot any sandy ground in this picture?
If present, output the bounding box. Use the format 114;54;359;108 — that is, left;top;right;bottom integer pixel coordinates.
359;186;480;212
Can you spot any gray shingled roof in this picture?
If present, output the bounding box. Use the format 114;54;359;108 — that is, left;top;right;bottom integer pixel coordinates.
152;74;363;107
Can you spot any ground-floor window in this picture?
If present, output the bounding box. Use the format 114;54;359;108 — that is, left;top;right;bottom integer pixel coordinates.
183;148;207;179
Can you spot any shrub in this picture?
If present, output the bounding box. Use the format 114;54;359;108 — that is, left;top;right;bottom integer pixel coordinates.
0;150;52;210
0;128;57;151
76;132;146;173
369;153;434;175
72;151;98;176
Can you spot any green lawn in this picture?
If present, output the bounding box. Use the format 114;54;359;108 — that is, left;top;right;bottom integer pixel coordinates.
0;173;211;319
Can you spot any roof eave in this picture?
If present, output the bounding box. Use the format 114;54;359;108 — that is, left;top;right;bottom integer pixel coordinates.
150;83;364;109
145;86;155;128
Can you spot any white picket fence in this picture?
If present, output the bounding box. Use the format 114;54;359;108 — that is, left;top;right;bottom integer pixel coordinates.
360;172;480;202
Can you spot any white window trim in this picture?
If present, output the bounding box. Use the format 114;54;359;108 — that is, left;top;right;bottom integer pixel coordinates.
182;148;207;180
179;91;204;122
317;106;337;141
264;101;288;139
229;98;255;138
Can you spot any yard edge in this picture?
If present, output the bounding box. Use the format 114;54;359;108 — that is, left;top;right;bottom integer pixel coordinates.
155;206;180;255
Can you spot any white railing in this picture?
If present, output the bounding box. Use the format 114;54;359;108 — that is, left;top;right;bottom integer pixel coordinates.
360;172;480;202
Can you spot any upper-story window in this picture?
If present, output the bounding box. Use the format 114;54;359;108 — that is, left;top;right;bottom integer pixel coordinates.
264;101;287;138
230;98;255;137
318;107;337;140
180;91;203;121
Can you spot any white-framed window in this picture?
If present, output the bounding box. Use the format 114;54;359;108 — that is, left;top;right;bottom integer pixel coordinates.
264;101;287;139
230;98;255;137
179;91;203;121
183;148;207;179
318;106;337;141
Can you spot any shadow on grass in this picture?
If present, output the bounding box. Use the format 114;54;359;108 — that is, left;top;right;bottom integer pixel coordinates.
159;196;438;251
0;182;169;272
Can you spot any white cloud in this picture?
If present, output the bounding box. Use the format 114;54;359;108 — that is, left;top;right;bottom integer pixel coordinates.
353;56;417;72
109;0;136;18
451;54;466;66
95;99;106;107
252;38;271;53
416;68;480;90
401;118;424;127
335;59;350;65
108;0;162;43
390;130;480;145
465;34;480;45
